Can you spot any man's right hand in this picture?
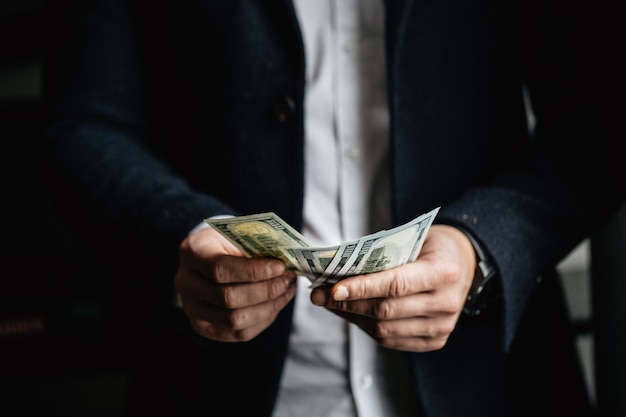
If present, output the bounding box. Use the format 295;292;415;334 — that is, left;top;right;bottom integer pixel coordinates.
174;227;297;342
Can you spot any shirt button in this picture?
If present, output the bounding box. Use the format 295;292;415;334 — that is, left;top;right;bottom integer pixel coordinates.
273;94;296;122
359;374;373;390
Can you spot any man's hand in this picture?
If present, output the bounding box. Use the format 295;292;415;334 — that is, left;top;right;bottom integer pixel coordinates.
174;227;297;342
310;225;476;353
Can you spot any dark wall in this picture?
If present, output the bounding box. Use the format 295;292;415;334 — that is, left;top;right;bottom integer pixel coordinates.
0;0;118;366
592;205;626;416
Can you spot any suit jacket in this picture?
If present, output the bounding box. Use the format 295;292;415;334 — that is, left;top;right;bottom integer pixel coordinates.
37;0;625;415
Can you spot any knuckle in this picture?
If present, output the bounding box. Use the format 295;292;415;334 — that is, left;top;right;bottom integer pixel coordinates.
268;278;284;299
439;319;457;336
450;292;467;312
248;263;263;282
194;321;215;340
438;297;459;315
429;320;455;339
228;310;248;330
422;261;457;290
373;299;396;319
421;322;438;339
440;259;461;283
373;320;391;339
388;271;410;296
273;292;292;311
234;328;257;342
428;336;449;351
221;287;239;308
350;279;369;299
210;259;227;283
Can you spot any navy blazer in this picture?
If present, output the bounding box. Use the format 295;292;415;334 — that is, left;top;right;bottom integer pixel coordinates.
38;0;625;415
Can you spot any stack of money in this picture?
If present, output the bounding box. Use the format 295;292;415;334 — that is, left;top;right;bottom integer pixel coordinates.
205;207;440;287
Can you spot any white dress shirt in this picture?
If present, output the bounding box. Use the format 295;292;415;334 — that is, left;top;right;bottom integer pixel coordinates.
273;1;419;416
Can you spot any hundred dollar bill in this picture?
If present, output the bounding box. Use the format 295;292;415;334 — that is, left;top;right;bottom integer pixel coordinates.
205;207;440;285
283;206;440;286
280;245;340;281
284;240;359;285
324;206;440;284
204;212;312;269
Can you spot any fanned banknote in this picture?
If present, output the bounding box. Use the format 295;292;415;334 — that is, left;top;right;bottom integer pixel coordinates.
323;207;437;284
280;244;340;281
286;206;440;286
204;212;312;269
206;207;440;285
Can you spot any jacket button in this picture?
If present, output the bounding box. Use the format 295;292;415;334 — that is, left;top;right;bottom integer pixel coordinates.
273;95;296;122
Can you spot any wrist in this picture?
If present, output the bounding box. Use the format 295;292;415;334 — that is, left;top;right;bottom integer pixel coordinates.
456;228;500;316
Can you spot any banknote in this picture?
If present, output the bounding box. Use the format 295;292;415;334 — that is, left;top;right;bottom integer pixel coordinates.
206;207;440;285
277;207;440;285
280;245;340;281
204;212;312;269
326;207;438;283
283;240;359;286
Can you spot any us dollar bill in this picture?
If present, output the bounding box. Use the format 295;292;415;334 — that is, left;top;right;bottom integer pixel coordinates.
280;245;340;281
325;206;438;284
282;240;358;284
204;212;312;269
279;207;440;285
205;207;440;285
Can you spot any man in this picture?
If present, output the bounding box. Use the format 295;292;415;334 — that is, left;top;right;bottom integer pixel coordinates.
37;0;625;416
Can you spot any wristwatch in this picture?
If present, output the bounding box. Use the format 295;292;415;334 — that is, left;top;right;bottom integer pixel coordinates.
458;229;500;316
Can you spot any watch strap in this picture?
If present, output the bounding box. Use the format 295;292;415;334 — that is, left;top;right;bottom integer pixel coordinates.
456;228;500;316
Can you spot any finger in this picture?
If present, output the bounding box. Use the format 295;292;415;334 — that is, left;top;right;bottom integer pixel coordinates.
329;310;454;353
180;228;286;282
175;256;292;312
327;256;463;302
324;266;429;302
179;227;289;285
379;334;450;353
314;291;459;320
309;266;429;305
213;272;297;308
185;283;296;333
208;255;288;285
180;270;296;309
180;227;244;264
176;254;287;291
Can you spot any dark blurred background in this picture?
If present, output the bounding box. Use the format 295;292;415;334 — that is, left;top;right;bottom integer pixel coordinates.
1;2;624;416
0;1;128;416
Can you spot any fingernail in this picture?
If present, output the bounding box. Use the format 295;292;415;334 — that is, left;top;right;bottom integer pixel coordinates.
333;286;348;301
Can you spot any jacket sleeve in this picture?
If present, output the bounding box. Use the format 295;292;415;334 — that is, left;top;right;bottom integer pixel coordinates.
35;0;236;300
435;0;626;349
